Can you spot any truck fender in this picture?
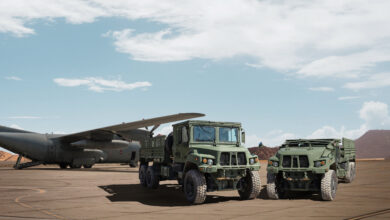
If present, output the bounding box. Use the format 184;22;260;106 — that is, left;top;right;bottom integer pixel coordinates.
184;162;198;175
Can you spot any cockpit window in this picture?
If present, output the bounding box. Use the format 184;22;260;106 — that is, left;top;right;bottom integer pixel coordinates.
219;127;238;142
193;126;215;142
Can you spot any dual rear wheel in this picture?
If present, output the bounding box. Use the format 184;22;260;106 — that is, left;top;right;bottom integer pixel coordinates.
139;165;160;189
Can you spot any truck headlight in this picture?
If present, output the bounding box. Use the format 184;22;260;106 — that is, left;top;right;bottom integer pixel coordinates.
314;160;326;167
207;159;213;165
273;161;279;167
249;158;255;164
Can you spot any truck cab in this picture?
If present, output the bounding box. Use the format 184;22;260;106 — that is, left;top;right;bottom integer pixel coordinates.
139;120;261;204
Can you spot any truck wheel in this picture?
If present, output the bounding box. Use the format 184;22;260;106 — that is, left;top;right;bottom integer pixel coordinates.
345;162;355;183
321;170;338;201
267;173;284;199
139;165;147;187
350;162;356;182
184;170;207;204
83;164;93;168
146;166;160;189
238;171;261;200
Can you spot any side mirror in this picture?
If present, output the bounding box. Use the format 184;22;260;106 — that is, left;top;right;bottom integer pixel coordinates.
258;141;263;148
241;131;245;143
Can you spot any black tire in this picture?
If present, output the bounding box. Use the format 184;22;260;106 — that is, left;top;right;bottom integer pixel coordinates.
350;162;356;182
266;173;284;199
139;165;147;187
184;169;207;204
321;170;338;201
70;164;81;169
59;163;68;169
83;164;93;168
238;171;261;200
345;162;355;183
129;162;137;168
146;166;160;189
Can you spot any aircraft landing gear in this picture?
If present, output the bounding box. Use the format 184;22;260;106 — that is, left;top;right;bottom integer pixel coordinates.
14;155;42;169
59;163;69;169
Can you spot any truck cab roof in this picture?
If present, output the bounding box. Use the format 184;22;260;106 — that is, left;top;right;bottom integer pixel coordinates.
173;120;241;127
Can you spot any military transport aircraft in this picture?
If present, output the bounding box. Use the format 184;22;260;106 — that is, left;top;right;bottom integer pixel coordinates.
0;113;204;169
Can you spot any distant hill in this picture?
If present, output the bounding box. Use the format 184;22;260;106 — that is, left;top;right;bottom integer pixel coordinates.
248;146;279;160
0;151;29;162
355;130;390;158
0;151;13;161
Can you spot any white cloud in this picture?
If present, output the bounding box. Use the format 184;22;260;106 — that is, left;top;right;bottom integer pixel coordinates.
5;76;21;81
0;1;389;80
307;125;367;140
307;101;390;139
53;77;151;92
343;73;390;90
9;124;23;130
154;125;173;137
338;96;360;101
359;101;390;128
8;116;41;119
309;87;334;92
297;49;390;78
246;130;296;148
249;101;390;145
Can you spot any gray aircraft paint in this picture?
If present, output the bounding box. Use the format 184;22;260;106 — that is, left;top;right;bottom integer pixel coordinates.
0;113;204;169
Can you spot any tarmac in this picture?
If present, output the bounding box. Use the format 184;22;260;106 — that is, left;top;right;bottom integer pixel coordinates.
0;160;389;220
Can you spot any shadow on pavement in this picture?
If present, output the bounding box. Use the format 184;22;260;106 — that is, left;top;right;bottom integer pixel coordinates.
258;185;323;201
27;167;138;173
99;184;240;206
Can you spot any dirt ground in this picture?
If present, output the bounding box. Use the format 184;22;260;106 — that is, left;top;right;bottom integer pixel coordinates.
0;161;389;220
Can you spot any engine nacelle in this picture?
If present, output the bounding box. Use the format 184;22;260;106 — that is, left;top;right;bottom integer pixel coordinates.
70;140;130;149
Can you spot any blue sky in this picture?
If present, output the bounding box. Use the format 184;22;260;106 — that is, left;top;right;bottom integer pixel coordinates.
1;1;390;150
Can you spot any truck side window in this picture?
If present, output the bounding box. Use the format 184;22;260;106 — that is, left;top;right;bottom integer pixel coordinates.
182;127;188;143
178;126;188;144
178;127;182;144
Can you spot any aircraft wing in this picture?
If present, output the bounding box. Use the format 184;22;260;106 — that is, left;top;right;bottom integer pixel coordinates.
55;113;205;143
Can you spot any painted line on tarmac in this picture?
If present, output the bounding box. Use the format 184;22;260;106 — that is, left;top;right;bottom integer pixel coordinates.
13;188;65;220
345;208;390;220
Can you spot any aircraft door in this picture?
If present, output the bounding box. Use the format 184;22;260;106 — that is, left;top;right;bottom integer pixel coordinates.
46;135;57;162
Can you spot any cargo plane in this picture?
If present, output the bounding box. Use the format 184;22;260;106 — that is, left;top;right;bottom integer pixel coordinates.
0;113;204;169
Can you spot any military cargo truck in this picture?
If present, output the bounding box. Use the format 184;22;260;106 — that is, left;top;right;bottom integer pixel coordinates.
139;120;261;204
267;138;356;201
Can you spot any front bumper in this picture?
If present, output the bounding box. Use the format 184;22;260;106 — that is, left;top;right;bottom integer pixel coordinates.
267;166;327;174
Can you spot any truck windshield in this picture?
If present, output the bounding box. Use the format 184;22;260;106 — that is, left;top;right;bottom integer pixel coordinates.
219;127;238;143
193;126;215;142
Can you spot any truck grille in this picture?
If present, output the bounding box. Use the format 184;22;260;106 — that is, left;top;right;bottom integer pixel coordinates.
220;152;247;166
299;156;309;168
282;155;309;168
237;152;246;165
220;152;230;165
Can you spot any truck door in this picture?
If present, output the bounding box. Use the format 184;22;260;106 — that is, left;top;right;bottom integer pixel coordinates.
173;126;189;163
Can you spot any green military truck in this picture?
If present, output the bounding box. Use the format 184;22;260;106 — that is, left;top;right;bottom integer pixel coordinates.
267;138;356;201
139;120;261;204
